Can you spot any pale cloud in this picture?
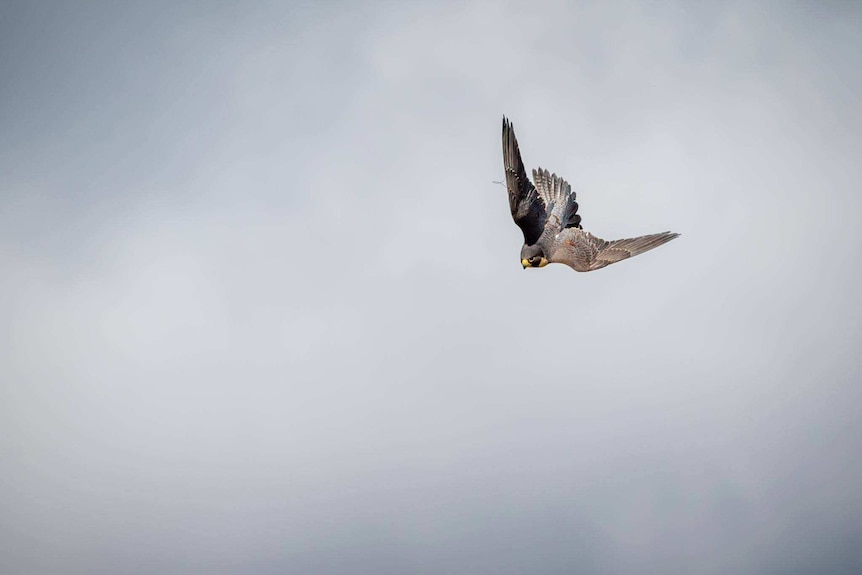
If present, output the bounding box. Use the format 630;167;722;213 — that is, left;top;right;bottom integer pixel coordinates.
1;1;861;573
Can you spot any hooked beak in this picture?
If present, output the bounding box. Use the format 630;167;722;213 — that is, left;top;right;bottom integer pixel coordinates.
521;259;530;269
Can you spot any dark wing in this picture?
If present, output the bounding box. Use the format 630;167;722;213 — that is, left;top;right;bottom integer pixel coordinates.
550;228;679;272
502;117;546;245
532;167;582;232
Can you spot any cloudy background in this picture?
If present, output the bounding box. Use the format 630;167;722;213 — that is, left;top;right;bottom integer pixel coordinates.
2;1;861;573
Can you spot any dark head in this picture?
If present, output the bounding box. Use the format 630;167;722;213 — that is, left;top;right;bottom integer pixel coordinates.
520;244;548;269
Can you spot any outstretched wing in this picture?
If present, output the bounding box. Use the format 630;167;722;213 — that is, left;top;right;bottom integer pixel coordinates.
532;167;582;233
550;228;679;272
502;117;546;245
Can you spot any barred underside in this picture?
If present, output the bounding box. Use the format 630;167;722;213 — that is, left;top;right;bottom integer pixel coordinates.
533;167;581;232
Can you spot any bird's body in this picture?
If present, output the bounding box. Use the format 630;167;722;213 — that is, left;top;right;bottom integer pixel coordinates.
502;117;679;272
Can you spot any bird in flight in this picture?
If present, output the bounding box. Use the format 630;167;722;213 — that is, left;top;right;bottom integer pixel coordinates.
502;116;679;272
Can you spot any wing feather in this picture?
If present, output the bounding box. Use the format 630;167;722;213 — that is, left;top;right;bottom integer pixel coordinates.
502;117;546;245
596;232;680;266
550;229;679;272
532;167;582;233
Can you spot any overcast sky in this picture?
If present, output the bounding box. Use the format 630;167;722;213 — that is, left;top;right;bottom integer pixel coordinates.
2;1;861;573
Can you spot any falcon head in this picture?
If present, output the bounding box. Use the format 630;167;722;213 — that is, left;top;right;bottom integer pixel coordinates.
520;244;548;269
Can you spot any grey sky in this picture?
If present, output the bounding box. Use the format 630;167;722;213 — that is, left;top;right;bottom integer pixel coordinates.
2;1;861;573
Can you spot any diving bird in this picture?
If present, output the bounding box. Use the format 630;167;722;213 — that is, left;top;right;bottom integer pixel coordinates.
502;116;679;272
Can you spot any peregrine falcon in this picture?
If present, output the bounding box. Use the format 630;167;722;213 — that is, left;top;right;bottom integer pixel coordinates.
502;116;679;272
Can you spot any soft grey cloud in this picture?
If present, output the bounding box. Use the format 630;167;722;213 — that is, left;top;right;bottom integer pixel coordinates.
2;1;861;573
